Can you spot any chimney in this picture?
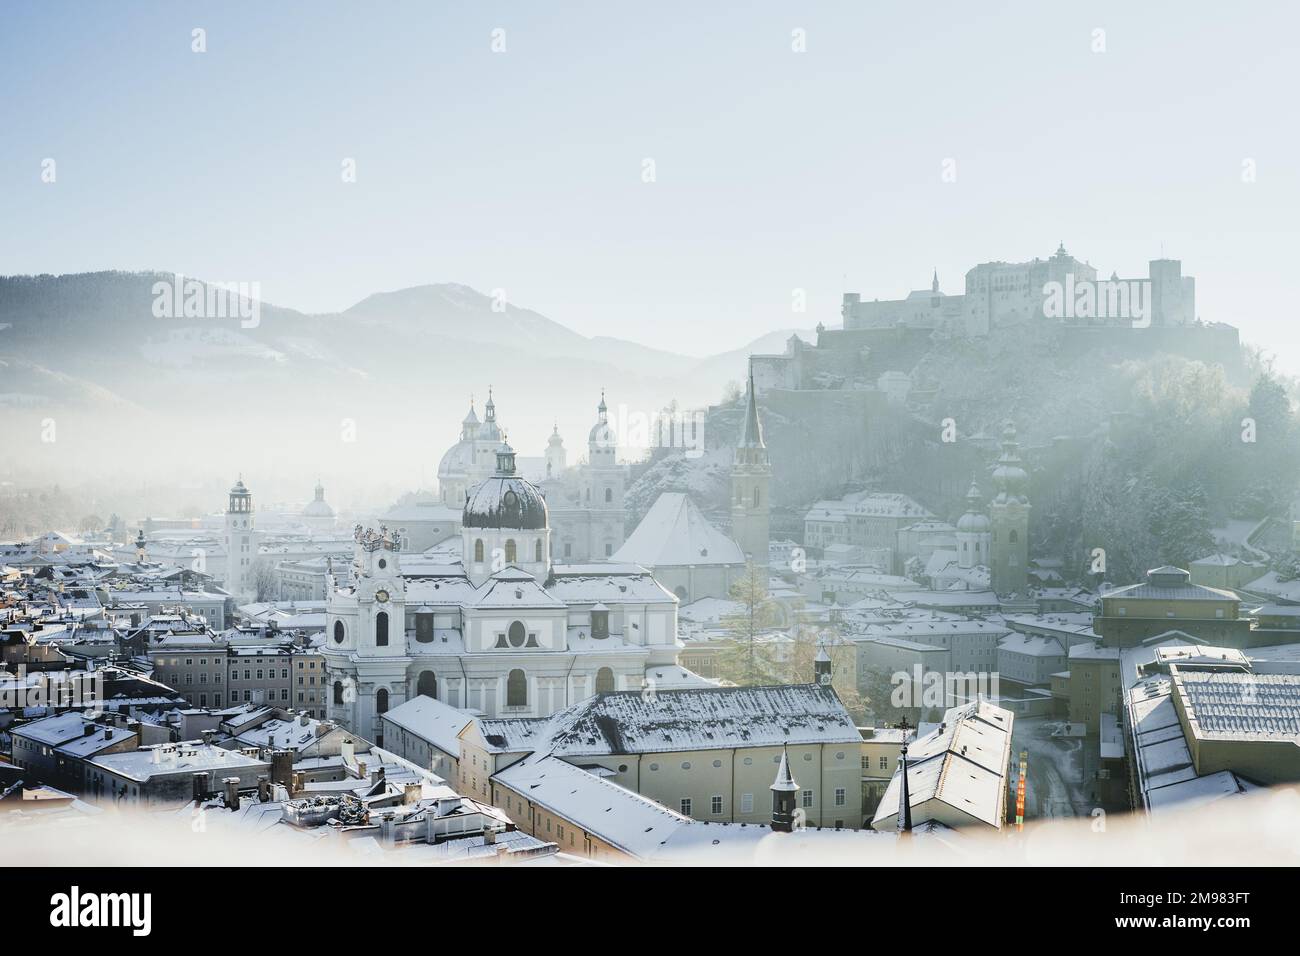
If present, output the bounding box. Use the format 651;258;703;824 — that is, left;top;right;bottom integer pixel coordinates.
201;729;215;746
340;739;355;764
299;713;309;727
257;776;271;803
83;723;96;737
379;812;397;847
222;776;240;811
482;825;497;845
403;782;421;805
270;749;294;790
370;767;384;788
150;746;163;765
102;727;112;740
191;771;210;804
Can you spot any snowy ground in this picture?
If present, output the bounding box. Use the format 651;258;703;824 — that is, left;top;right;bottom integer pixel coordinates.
1011;716;1097;819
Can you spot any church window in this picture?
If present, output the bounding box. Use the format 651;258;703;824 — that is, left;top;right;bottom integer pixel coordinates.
376;612;389;646
604;487;612;503
494;633;508;648
474;539;484;563
753;488;760;508
417;670;438;699
1009;529;1018;543
564;543;572;557
962;542;968;552
604;543;613;557
508;621;526;648
333;681;344;705
376;688;389;714
591;609;609;639
505;539;517;563
595;667;615;694
507;669;527;707
534;540;542;562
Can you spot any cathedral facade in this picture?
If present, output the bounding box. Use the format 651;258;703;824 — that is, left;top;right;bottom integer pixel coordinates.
324;444;679;747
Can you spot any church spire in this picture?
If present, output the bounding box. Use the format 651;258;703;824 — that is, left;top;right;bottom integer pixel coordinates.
737;362;765;451
932;269;940;293
770;744;799;832
897;717;913;837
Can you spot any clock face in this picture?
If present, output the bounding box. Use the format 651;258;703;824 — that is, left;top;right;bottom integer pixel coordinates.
375;589;390;604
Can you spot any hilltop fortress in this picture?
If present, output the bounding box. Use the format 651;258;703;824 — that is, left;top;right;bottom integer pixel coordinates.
752;244;1239;397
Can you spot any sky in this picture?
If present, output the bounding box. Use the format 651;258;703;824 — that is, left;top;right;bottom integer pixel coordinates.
3;1;1300;369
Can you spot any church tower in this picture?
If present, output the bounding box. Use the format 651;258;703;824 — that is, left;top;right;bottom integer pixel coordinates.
989;422;1030;596
814;643;833;687
545;423;566;479
731;364;771;569
224;477;255;599
770;745;799;833
955;480;992;570
585;391;625;559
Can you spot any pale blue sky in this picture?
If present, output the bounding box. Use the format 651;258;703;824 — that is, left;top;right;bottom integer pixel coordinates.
3;1;1299;367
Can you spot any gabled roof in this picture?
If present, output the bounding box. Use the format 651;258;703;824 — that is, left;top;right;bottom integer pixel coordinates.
612;493;744;568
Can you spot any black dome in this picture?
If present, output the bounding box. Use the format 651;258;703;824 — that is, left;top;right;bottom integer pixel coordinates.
463;475;548;530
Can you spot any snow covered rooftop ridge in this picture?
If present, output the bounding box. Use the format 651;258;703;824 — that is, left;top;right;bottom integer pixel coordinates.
542;683;861;756
612;493;745;568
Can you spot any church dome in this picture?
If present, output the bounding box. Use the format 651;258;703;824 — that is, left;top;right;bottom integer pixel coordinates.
438;441;473;479
463;446;549;530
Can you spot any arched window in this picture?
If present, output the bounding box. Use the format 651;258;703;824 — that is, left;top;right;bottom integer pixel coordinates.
474;539;484;563
508;621;526;648
674;585;688;601
333;620;345;644
376;611;388;647
1009;529;1019;543
753;488;760;508
333;681;344;705
505;539;517;563
376;688;389;714
534;539;542;562
507;669;527;707
417;670;438;699
595;667;615;694
962;541;968;553
604;487;613;503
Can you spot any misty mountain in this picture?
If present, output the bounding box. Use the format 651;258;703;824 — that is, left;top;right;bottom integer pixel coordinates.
0;272;784;490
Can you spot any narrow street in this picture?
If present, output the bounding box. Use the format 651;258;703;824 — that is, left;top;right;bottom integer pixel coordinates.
1012;716;1096;819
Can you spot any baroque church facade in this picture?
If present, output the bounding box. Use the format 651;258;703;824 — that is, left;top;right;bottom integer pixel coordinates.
434;389;628;563
323;444;681;747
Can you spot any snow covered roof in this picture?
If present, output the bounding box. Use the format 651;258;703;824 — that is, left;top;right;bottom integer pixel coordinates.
871;700;1014;831
544;684;861;756
612;493;744;568
495;754;693;859
1173;670;1300;740
998;632;1066;657
381;695;475;756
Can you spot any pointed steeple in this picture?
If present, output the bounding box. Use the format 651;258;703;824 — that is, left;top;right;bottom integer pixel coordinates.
737;363;765;451
932;269;940;293
770;744;799;832
897;717;913;837
484;387;496;423
597;389;608;422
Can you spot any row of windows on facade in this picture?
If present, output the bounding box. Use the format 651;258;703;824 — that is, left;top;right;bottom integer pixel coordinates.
332;665;618;709
336;611;611;648
182;688;318;710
